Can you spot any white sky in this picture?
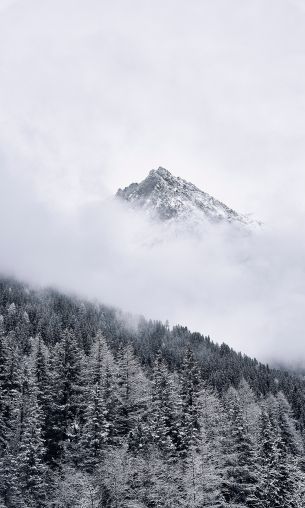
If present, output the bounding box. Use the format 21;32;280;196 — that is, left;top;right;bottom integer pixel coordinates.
1;0;305;219
1;0;305;364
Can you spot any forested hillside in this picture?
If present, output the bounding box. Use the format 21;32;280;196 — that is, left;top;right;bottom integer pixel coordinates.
1;275;305;507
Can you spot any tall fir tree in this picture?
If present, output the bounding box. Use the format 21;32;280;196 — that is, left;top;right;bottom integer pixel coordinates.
178;347;202;457
221;387;258;507
0;333;22;506
115;344;150;440
149;352;180;456
256;395;299;508
17;366;47;507
45;329;83;465
79;382;110;472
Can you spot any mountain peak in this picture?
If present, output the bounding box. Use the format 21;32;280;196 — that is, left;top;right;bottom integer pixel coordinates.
117;167;254;227
151;166;171;176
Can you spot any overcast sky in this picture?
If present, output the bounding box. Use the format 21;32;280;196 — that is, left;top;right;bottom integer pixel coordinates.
1;0;305;364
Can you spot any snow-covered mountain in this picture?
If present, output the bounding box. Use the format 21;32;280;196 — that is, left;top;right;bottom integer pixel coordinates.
117;167;256;228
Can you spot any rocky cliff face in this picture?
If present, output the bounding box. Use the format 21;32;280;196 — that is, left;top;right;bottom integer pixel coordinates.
117;167;254;227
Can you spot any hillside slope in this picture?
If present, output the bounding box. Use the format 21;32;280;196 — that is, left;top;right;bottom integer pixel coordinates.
1;276;305;506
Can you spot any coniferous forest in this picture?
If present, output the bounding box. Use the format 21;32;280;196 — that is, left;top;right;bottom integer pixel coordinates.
1;276;305;507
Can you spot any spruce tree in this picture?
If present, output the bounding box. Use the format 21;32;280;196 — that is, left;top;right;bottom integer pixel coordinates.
80;382;110;472
221;387;258;507
0;333;10;457
0;334;21;506
17;366;47;507
149;352;180;456
256;406;280;507
45;329;83;465
115;344;150;439
178;347;202;457
256;396;297;508
88;332;115;386
32;335;50;442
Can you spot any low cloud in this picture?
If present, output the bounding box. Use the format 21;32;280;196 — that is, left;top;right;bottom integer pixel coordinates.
1;163;305;368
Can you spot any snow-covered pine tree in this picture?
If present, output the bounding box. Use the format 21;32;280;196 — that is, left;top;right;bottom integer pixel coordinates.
45;329;83;465
32;335;50;443
0;333;10;458
256;394;299;508
115;344;150;440
221;387;258;507
276;391;303;457
274;393;303;508
149;352;180;456
256;403;280;507
79;382;110;472
17;366;47;507
178;347;202;457
88;332;115;387
183;436;224;507
238;378;260;436
0;331;22;506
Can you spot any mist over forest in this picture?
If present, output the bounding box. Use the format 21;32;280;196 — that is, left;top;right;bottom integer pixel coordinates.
1;165;305;366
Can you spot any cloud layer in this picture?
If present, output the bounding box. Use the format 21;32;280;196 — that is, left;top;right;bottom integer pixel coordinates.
1;160;305;367
1;0;305;366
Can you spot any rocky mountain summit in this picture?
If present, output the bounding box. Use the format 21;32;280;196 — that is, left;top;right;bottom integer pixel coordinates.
117;167;255;227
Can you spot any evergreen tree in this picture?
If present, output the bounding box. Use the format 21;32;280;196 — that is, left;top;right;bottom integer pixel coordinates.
0;334;21;506
256;406;280;507
238;378;260;436
115;344;150;438
17;367;47;507
79;382;110;472
0;333;10;457
184;437;224;507
221;387;258;507
276;391;303;456
149;352;180;456
88;332;115;386
256;396;298;508
45;329;83;464
32;335;50;440
178;347;202;456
